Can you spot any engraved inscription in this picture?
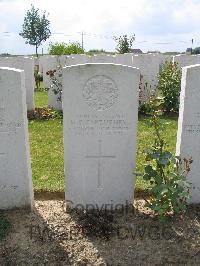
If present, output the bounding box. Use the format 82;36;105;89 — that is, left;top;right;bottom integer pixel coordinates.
0;184;18;190
0;122;22;133
85;139;116;188
69;113;129;136
83;75;119;111
184;124;200;133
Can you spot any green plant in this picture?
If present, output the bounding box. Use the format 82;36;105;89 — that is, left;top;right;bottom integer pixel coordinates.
192;47;200;54
29;92;179;192
157;61;181;113
19;4;51;57
48;42;67;55
34;67;43;90
139;101;153;115
46;67;62;102
138;74;155;115
0;216;11;241
142;96;192;220
48;42;84;55
114;34;135;54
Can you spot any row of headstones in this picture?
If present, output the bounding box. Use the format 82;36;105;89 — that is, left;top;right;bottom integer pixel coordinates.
1;54;200;113
0;57;35;111
0;62;199;211
41;53;169;110
40;53;200;110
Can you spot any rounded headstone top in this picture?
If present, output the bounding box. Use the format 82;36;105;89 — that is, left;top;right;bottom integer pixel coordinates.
83;75;119;111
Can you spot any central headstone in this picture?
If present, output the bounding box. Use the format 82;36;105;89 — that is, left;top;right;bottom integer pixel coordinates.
63;63;140;208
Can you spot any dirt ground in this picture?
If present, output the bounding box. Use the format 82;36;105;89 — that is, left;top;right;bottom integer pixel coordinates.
0;196;200;265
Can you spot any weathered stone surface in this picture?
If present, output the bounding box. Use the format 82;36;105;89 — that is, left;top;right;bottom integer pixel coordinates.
63;63;140;208
176;64;200;203
0;57;35;110
0;67;33;210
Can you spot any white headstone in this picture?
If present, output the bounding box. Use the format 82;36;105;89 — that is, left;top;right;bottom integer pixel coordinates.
40;56;58;89
39;56;63;110
0;67;33;210
90;54;117;63
115;53;133;66
0;57;35;110
132;54;161;91
176;64;200;203
62;54;90;66
63;63;140;208
173;55;200;69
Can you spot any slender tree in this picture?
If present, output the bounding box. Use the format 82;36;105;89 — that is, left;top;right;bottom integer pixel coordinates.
114;34;135;54
19;5;51;57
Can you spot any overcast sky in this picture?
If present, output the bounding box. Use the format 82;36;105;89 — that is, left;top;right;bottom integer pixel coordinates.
0;0;200;55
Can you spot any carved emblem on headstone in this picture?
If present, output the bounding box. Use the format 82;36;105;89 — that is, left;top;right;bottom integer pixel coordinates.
83;75;119;111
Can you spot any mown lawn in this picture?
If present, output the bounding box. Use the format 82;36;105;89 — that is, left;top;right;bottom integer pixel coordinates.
34;90;48;108
29;91;178;191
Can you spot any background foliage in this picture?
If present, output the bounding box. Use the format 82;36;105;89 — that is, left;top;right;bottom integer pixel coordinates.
48;42;84;55
157;61;181;113
19;4;51;57
114;34;135;54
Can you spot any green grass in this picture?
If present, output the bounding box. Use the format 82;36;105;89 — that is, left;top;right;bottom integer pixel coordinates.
29;95;178;191
136;116;178;190
34;89;48;108
34;82;48;108
29;119;64;191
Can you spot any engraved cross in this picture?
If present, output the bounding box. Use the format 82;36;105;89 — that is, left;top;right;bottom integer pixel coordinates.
85;139;116;188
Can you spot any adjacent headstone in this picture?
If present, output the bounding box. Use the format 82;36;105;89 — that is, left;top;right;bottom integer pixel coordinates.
40;56;63;110
173;55;200;69
63;63;140;208
133;54;161;90
40;56;58;89
115;53;133;66
62;54;90;66
176;64;200;203
0;57;35;110
0;67;33;210
90;54;117;63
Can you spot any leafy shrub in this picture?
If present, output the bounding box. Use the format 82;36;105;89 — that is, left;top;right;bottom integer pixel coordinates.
192;47;200;54
157;61;181;113
46;67;62;102
48;42;84;55
142;96;192;220
138;101;153;115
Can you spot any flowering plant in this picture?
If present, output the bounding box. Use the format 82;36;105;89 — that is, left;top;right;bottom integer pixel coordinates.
46;66;62;102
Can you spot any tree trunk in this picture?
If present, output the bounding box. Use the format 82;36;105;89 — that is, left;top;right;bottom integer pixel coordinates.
36;45;38;58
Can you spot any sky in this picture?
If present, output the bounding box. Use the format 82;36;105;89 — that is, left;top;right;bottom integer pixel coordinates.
0;0;200;55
